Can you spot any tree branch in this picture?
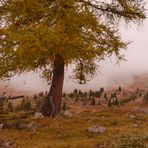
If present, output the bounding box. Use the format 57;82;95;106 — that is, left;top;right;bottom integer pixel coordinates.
76;0;146;20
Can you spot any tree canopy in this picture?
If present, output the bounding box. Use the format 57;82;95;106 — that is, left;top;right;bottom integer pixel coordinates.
0;0;146;83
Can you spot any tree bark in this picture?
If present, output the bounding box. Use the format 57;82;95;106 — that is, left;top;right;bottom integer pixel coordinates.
41;55;64;117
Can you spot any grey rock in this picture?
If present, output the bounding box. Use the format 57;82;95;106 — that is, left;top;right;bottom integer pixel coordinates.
129;115;136;119
140;108;148;114
19;123;28;129
18;121;39;132
0;139;10;147
131;123;138;128
27;121;40;132
63;111;72;118
0;123;4;131
88;125;107;134
33;112;44;119
129;114;145;121
94;142;109;148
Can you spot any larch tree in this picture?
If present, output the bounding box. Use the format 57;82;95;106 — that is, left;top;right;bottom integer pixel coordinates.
0;0;146;117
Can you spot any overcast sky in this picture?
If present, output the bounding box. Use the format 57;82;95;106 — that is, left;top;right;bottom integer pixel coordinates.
1;1;148;93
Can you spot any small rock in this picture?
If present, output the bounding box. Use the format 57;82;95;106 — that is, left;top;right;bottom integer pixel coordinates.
0;123;4;131
27;121;39;132
129;115;136;119
18;121;39;132
140;108;148;114
88;125;106;134
134;106;139;111
94;141;109;148
131;106;140;113
33;112;44;119
19;123;28;129
0;139;10;147
131;123;138;128
63;111;72;118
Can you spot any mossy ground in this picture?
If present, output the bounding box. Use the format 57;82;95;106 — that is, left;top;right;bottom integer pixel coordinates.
0;109;148;148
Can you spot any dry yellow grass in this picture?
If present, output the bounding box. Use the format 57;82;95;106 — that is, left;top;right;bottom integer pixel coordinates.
0;108;148;148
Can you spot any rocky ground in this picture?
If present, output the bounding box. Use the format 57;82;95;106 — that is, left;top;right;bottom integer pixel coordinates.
0;74;148;148
0;108;148;148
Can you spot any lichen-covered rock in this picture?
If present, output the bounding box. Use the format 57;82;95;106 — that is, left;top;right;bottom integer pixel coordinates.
88;125;106;134
0;123;4;131
130;123;138;128
27;121;40;132
33;112;44;119
19;123;28;129
140;108;148;114
63;111;72;118
0;139;10;147
17;121;40;132
129;115;136;119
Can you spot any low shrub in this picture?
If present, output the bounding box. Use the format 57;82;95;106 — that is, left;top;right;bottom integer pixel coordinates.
117;133;148;148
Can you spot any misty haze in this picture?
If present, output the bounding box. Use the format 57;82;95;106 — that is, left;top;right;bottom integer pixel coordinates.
0;0;148;148
1;20;148;93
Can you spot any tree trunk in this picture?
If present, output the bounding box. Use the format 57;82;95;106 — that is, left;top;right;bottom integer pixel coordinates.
41;55;64;117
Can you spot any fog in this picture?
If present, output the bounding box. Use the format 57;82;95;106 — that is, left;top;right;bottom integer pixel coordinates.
1;3;148;93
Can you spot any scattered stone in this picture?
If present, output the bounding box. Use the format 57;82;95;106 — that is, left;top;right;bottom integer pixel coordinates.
131;123;138;128
0;139;10;147
0;123;4;131
94;141;109;148
33;112;44;119
1;123;13;129
63;111;72;118
19;123;28;129
27;121;40;132
17;121;39;132
131;106;140;113
133;106;139;111
88;125;106;134
129;114;145;121
138;115;145;120
140;108;148;114
129;115;136;119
